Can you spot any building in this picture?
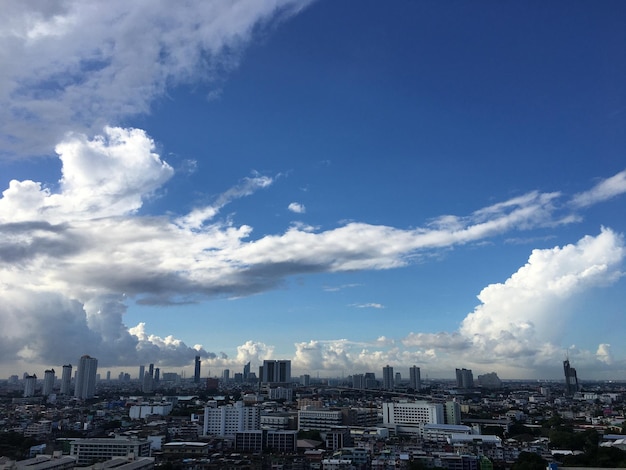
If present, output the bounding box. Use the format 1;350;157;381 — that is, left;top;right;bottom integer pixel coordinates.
193;356;201;383
74;355;98;399
455;368;474;389
260;360;291;384
12;454;76;470
564;359;579;396
298;408;343;431
382;401;444;435
60;364;72;395
128;403;173;419
202;401;260;437
24;374;37;398
352;374;364;389
81;456;154;470
243;362;251;381
223;369;230;382
382;365;394;390
42;369;55;396
477;372;502;389
235;430;298;453
300;374;311;386
69;437;151;466
444;401;462;425
409;366;421;391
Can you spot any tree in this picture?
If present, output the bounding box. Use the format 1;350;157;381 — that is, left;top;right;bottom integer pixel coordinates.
511;452;547;470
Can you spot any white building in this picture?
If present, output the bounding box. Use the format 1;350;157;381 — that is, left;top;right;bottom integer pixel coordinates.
382;401;444;435
298;408;343;431
128;403;173;419
69;437;151;466
202;401;260;437
23;374;37;398
43;369;55;396
74;355;98;399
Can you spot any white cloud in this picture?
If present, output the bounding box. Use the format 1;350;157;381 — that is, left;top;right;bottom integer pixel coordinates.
0;0;314;158
288;202;306;214
0;133;624;372
571;170;626;208
351;303;385;309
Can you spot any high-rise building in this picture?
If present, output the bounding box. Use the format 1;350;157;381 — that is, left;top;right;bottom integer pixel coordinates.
409;366;421;391
203;401;260;437
154;367;160;382
382;365;394;390
223;369;230;381
194;356;201;383
563;359;579;396
24;374;37;397
106;371;111;381
382;401;444;435
43;369;55;396
300;374;310;386
455;368;474;389
260;360;291;384
352;374;364;389
444;401;462;425
243;362;251;381
148;363;154;378
74;355;98;399
60;364;72;395
138;365;145;381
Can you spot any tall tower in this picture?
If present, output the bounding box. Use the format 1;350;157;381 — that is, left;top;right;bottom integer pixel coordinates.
243;362;251;381
60;364;72;395
382;365;394;390
261;360;291;384
455;368;474;389
138;365;145;381
24;374;37;397
74;355;98;399
563;359;579;396
43;369;56;396
194;355;201;383
409;365;421;391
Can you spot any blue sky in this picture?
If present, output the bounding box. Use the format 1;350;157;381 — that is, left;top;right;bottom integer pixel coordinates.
0;0;625;380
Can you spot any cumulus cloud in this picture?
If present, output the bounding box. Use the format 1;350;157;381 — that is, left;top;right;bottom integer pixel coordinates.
0;0;313;158
288;202;306;214
0;129;624;371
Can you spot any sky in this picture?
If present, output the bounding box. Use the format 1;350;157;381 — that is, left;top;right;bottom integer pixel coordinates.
0;0;625;382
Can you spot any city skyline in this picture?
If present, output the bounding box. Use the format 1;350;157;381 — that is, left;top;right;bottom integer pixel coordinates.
0;1;625;380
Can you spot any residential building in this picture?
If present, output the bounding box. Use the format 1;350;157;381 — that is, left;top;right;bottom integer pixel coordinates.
409;366;421;391
60;364;72;395
193;356;201;383
202;401;260;437
564;359;579;396
456;368;474;389
42;369;55;396
24;374;37;398
74;355;98;399
260;360;291;384
382;365;394;390
298;408;343;431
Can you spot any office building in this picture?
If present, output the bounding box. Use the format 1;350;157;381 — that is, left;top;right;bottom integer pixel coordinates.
382;365;394;390
194;356;201;383
352;374;364;389
300;374;310;386
60;364;72;395
138;365;145;381
43;369;55;396
564;359;579;396
74;355;98;399
409;366;421;391
298;408;343;431
260;360;291;384
455;368;474;389
243;362;251;381
223;369;230;382
154;368;160;383
24;374;37;397
202;401;260;437
382;401;444;435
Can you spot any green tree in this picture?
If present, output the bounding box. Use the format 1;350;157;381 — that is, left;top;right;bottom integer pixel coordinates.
511;452;547;470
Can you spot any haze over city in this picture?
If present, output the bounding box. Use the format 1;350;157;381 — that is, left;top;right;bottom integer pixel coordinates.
0;1;625;381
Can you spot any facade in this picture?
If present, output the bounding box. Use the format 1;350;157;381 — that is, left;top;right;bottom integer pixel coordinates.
409;366;421;391
42;369;55;396
235;430;298;453
298;408;343;431
202;401;260;437
260;360;291;384
455;368;474;389
23;374;37;398
69;437;151;466
477;372;502;389
60;364;72;395
444;401;462;425
75;355;98;399
352;374;364;389
243;361;251;381
138;365;145;382
382;401;444;435
128;403;173;419
382;365;394;390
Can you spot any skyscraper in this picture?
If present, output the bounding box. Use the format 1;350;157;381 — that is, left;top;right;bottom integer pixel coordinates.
563;359;579;396
74;355;98;399
194;355;201;383
24;374;37;397
243;362;251;381
43;369;55;396
382;365;394;390
260;360;291;384
409;365;421;391
60;364;72;395
138;365;145;381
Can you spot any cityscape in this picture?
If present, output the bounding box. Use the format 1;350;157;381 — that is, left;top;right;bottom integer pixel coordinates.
1;0;626;469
